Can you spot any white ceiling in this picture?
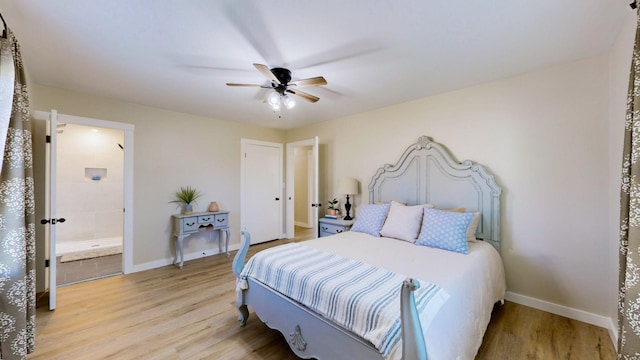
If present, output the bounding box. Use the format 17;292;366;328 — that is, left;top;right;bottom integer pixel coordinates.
0;1;630;129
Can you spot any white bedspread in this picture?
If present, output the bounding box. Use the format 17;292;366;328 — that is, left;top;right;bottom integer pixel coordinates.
302;231;506;360
239;242;448;359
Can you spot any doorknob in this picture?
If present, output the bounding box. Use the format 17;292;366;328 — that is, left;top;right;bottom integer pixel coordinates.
40;218;66;225
275;197;280;201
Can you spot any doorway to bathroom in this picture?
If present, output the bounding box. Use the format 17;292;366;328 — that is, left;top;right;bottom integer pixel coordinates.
54;122;125;285
35;110;134;309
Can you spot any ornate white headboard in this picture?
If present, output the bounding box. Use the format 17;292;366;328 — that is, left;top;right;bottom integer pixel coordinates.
368;136;502;251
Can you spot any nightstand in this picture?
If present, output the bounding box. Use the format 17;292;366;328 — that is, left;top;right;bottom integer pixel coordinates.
319;217;355;237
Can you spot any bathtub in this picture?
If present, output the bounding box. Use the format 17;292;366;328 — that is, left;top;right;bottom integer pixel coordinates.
56;236;122;256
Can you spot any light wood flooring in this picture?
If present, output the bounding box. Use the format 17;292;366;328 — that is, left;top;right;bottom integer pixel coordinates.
30;229;615;360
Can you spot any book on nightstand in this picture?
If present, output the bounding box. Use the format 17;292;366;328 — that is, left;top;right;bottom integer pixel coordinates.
324;215;338;219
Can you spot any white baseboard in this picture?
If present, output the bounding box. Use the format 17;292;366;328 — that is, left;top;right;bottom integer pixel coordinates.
505;291;617;348
130;243;241;273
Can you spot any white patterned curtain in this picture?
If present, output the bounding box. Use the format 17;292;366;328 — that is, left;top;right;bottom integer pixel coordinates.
0;24;36;360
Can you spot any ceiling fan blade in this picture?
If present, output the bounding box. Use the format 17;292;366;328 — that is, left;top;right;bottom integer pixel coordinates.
223;2;284;67
290;40;381;70
289;76;327;87
253;63;279;84
226;83;267;87
287;89;320;103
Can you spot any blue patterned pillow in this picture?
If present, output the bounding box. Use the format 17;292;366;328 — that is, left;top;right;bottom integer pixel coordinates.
416;208;475;254
350;203;391;237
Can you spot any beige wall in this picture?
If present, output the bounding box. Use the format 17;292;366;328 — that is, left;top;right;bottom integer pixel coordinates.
289;54;612;318
31;85;286;268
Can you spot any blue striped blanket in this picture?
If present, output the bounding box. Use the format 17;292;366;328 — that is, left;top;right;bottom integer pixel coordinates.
238;243;449;359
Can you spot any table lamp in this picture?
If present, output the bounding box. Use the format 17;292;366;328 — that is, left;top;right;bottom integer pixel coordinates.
338;177;359;220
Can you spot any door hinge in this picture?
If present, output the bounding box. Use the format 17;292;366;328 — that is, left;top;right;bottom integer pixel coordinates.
45;259;50;268
46;135;51;143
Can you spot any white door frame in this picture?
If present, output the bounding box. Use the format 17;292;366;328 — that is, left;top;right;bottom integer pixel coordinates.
285;137;319;239
35;110;135;279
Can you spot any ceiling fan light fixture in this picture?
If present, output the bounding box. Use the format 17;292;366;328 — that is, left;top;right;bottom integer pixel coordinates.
283;95;296;109
267;91;281;110
228;64;326;111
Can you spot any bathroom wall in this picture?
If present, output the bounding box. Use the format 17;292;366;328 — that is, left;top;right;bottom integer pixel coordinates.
56;123;124;244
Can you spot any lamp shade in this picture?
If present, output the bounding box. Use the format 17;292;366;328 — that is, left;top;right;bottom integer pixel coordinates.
338;177;359;195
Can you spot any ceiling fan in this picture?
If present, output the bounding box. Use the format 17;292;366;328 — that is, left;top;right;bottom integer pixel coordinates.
226;63;327;110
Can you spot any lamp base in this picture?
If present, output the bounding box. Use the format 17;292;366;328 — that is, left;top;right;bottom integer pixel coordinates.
344;195;353;220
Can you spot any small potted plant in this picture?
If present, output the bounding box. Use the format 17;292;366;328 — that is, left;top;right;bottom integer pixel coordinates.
327;198;339;217
170;186;202;214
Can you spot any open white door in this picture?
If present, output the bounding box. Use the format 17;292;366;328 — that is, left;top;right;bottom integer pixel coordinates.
311;136;319;238
44;109;59;310
286;136;319;239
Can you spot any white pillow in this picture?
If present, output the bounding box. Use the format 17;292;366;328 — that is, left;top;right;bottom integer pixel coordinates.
379;201;426;242
467;212;481;242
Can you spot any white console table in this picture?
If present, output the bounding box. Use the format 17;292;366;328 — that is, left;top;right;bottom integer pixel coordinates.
171;211;230;269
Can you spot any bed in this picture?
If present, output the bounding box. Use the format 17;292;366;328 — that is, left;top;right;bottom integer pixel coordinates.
232;136;505;360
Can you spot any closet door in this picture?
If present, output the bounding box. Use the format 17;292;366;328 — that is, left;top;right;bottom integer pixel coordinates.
241;139;283;244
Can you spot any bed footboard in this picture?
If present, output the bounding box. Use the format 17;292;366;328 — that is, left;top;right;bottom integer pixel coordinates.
232;230;251;326
232;231;428;359
401;278;427;360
